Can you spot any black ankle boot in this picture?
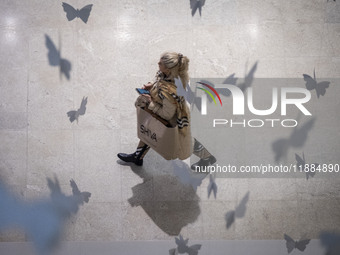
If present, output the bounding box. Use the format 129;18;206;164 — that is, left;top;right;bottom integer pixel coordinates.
191;155;216;170
117;153;143;166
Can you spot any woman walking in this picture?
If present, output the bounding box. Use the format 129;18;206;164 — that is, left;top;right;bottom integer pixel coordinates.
117;52;216;170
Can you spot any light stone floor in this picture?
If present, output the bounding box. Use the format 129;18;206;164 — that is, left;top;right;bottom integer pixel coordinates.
0;0;340;252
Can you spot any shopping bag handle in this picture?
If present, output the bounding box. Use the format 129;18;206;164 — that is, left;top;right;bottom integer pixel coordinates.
141;107;172;127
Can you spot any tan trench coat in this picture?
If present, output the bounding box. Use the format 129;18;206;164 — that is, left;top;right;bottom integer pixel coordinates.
147;80;193;160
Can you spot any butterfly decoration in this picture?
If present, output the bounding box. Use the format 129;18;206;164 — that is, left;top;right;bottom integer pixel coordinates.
284;234;311;254
169;235;202;255
303;69;330;98
45;34;72;80
272;118;315;162
225;191;250;229
207;174;217;199
295;152;319;180
0;177;91;255
190;0;206;17
62;2;93;24
67;96;88;123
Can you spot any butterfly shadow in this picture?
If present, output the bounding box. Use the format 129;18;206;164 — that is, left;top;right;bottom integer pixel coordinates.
303;69;330;99
207;173;217;199
295;152;319;180
126;161;202;236
62;2;93;24
45;34;72;80
284;234;311;254
238;61;258;92
169;234;202;255
0;177;91;255
225;191;250;229
67;96;88;123
190;0;206;17
272;118;316;162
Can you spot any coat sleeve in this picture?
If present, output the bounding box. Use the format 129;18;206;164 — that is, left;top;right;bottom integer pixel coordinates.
148;97;177;121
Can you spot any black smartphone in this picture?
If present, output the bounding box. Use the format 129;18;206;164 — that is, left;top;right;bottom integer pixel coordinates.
136;88;150;95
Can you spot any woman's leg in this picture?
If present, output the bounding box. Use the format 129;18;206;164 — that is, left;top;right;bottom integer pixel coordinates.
191;138;216;170
117;140;150;166
135;141;151;161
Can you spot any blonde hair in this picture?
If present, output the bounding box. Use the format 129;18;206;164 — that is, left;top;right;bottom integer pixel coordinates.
160;52;189;89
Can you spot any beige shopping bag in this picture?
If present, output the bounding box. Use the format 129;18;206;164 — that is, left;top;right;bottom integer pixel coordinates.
137;107;179;160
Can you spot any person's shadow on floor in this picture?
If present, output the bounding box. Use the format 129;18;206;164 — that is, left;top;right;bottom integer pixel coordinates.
119;158;202;236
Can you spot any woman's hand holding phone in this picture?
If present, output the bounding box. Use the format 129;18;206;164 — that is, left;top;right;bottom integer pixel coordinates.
142;82;154;90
